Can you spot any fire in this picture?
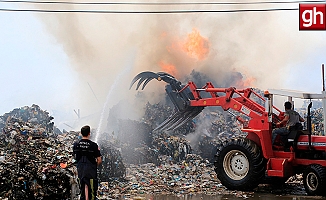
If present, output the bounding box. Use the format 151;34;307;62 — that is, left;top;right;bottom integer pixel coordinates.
183;28;209;60
159;61;178;77
237;76;257;88
158;28;209;77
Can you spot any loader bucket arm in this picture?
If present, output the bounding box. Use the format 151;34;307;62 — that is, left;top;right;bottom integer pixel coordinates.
130;71;274;132
130;71;204;131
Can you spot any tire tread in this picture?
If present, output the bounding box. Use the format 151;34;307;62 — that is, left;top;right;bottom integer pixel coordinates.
214;138;265;191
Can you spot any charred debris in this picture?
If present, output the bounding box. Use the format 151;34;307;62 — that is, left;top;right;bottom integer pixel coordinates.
0;72;324;199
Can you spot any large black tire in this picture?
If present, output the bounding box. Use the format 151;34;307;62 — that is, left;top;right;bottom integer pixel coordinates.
214;138;265;191
303;165;326;196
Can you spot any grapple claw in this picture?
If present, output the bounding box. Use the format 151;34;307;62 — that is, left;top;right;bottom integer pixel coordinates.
130;71;178;90
166;112;191;131
153;107;204;132
153;111;180;131
136;77;148;90
159;112;185;130
168;108;203;130
142;77;155;90
157;72;176;82
129;71;160;90
131;71;206;131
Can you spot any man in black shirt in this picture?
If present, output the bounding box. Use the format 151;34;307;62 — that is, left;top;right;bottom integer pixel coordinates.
73;125;102;200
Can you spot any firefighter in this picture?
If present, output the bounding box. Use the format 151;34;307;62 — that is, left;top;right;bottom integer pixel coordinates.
73;125;102;200
272;101;305;145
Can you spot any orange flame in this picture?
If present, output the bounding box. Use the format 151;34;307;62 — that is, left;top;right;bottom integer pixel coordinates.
159;61;178;77
183;28;209;60
236;77;257;88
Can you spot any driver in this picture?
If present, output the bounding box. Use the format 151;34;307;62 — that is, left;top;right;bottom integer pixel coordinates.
272;101;305;145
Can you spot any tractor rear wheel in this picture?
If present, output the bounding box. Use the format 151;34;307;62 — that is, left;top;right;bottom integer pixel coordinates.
214;138;265;191
303;165;326;196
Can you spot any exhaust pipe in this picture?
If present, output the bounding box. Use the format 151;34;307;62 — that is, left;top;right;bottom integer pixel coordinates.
307;102;312;150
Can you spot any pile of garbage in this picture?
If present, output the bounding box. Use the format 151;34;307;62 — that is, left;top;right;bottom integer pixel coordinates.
3;83;318;199
97;154;232;199
0;105;130;199
106;100;245;165
103;70;251;166
97;141;126;182
311;107;324;135
0;105;78;199
298;100;324;135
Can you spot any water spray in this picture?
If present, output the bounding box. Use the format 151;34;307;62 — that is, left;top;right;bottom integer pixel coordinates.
94;52;135;143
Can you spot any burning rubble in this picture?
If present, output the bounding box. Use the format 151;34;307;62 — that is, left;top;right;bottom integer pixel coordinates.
4;12;321;197
0;97;246;199
0;91;324;199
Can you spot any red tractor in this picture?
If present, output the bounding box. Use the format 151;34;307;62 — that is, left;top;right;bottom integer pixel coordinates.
130;71;326;196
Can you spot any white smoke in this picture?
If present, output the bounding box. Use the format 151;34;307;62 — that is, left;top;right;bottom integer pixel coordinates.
34;0;326;130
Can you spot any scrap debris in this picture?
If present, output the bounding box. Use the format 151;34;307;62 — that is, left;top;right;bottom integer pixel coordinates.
0;98;324;199
0;105;77;199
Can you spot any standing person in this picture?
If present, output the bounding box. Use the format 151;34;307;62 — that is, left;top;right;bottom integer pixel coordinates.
73;125;102;200
272;101;305;145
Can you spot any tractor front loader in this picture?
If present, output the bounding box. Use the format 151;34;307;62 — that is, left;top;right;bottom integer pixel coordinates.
130;71;326;196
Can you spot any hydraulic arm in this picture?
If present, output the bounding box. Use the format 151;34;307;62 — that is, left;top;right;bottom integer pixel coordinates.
130;71;282;131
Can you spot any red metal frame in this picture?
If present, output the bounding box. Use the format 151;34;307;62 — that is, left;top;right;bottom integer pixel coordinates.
179;81;326;177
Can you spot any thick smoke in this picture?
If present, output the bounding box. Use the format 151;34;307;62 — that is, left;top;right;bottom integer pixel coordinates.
35;0;325;131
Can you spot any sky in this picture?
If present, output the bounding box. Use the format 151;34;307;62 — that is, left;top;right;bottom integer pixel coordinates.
0;0;325;132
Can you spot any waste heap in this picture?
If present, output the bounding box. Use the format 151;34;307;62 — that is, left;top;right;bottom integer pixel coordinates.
299;100;324;135
97;140;126;182
107;100;245;165
97;154;224;199
0;100;249;200
311;108;324;135
0;105;78;199
105;70;252;165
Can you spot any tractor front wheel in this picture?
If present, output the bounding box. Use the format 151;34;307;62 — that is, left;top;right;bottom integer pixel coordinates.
214;138;265;191
303;165;326;196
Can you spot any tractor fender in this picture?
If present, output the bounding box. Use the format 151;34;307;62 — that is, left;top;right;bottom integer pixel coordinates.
245;130;274;159
246;132;261;147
